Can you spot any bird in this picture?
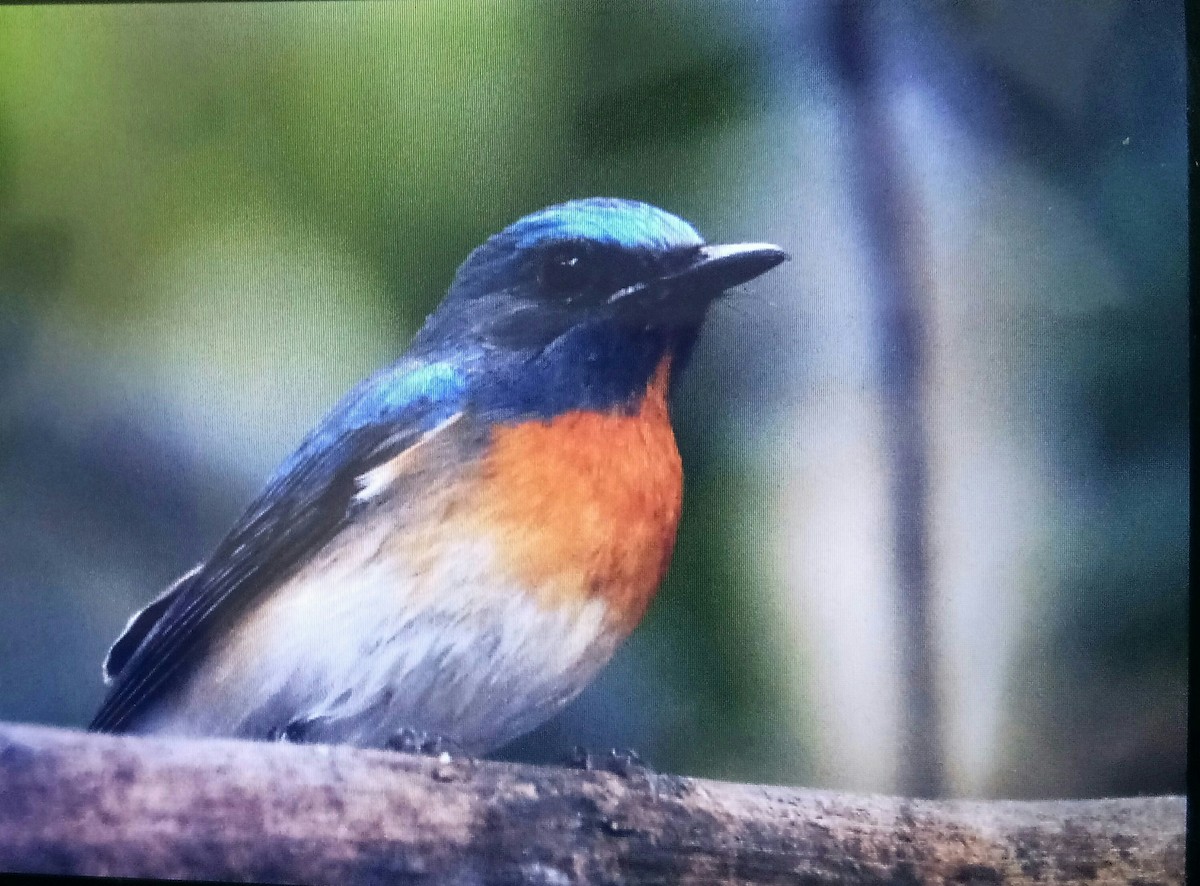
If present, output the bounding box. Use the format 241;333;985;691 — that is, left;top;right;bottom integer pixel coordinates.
89;197;787;755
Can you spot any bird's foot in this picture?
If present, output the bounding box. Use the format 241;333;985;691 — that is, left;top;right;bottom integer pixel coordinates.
386;728;464;758
267;716;327;744
563;746;653;778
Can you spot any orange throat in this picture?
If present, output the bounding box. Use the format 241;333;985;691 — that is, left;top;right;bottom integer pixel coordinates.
475;358;683;633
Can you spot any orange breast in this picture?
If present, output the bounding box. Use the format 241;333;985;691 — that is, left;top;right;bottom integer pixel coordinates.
471;358;683;632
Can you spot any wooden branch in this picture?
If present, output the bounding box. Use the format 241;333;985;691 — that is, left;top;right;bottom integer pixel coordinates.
0;722;1184;885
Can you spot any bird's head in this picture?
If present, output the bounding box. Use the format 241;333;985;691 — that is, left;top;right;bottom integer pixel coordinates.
414;198;787;416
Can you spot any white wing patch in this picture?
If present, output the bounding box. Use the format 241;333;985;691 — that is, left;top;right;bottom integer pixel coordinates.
353;412;466;504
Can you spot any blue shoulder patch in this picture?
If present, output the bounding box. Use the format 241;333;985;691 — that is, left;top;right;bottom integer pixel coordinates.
347;360;467;430
272;360;468;484
510;198;705;252
380;362;465;412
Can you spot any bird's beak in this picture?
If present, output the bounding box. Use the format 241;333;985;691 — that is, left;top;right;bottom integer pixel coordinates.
605;241;788;308
670;242;790;292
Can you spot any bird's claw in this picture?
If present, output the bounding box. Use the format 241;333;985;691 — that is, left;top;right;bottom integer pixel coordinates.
564;745;652;778
267;716;326;744
386;728;464;758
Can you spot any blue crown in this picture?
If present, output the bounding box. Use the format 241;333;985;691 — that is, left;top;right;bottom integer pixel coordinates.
509;198;705;252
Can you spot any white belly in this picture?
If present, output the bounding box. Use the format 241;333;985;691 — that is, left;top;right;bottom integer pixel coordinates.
128;514;620;752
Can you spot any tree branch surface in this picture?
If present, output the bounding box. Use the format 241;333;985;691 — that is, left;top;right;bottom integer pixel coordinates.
0;722;1184;885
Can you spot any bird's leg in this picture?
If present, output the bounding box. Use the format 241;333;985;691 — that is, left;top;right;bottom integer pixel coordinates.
562;745;653;778
267;716;328;744
386;727;465;758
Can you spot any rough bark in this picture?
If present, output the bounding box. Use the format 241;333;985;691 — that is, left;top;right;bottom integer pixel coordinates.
0;722;1184;885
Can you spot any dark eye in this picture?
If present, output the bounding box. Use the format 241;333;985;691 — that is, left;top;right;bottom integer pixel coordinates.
538;243;597;295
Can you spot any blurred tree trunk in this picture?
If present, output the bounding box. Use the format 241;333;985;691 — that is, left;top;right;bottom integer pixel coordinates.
824;3;943;797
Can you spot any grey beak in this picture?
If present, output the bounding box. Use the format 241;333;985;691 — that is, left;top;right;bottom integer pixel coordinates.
669;242;789;292
606;241;789;307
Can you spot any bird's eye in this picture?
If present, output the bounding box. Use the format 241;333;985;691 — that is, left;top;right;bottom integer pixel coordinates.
539;244;596;295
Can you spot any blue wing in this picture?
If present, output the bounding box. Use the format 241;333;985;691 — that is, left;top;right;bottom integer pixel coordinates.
89;360;467;733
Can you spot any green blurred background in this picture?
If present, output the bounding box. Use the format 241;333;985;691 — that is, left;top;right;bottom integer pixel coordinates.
0;1;1185;799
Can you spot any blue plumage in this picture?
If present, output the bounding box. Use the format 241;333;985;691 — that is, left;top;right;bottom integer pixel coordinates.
377;362;467;414
510;197;704;251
